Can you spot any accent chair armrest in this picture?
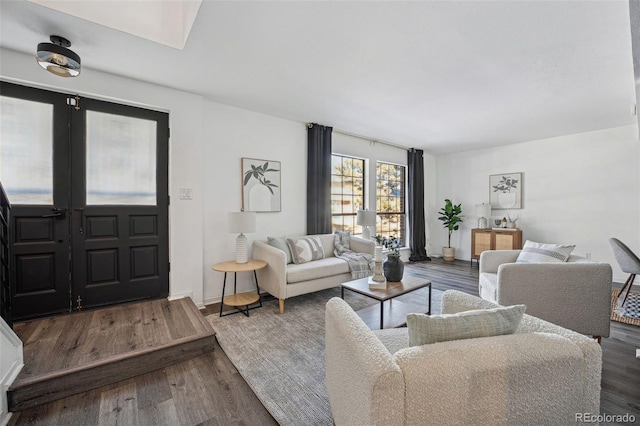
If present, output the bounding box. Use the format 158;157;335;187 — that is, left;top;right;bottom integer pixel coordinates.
479;250;520;273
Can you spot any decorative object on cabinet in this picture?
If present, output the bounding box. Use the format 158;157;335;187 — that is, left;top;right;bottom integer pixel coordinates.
242;158;281;212
229;211;257;264
471;228;523;266
438;199;463;261
356;209;376;240
475;203;491;229
490;172;522;209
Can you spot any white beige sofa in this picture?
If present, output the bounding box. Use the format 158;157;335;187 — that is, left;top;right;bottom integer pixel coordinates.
325;290;602;426
253;234;374;314
479;250;612;340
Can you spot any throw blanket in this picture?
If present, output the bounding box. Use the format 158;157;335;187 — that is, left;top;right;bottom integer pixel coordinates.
335;249;375;279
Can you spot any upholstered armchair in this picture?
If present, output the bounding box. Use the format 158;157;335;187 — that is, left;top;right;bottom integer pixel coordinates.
479;250;612;340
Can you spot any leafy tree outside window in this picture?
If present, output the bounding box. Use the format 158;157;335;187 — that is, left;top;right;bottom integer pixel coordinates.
376;162;405;245
331;154;365;236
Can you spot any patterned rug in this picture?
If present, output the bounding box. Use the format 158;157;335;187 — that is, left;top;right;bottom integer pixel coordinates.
206;285;440;426
610;290;640;326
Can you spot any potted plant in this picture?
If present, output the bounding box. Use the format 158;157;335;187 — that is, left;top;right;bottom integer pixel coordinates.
375;235;404;281
438;199;463;261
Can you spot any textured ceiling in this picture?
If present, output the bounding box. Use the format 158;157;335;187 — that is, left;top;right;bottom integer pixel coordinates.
0;0;636;154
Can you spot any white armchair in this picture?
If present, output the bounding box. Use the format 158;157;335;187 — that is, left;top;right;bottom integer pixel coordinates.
479;250;612;340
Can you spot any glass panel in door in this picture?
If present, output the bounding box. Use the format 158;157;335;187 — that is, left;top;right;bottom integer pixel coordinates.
0;96;54;205
86;111;157;205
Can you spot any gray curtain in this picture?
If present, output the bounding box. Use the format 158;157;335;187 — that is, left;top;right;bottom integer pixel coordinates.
408;148;430;261
307;123;332;234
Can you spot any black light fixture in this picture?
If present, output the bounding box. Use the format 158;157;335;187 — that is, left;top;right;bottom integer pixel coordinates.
36;35;81;77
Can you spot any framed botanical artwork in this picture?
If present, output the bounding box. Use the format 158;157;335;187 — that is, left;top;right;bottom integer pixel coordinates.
242;158;281;212
490;172;522;209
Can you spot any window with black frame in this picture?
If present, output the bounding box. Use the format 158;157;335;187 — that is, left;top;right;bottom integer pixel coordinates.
376;162;406;245
331;154;365;236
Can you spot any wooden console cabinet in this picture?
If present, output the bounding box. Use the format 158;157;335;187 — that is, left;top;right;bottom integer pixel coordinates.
471;228;523;265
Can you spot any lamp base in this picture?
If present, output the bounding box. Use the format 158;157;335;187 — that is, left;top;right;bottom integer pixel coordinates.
236;233;248;263
478;217;488;229
362;226;371;240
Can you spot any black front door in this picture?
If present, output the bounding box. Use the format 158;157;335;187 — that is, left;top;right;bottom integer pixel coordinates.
0;82;169;320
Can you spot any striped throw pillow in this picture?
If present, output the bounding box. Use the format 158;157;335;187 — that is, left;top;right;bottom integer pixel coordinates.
287;236;325;264
516;240;575;263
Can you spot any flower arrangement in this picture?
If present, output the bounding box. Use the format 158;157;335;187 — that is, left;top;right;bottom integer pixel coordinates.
374;235;400;257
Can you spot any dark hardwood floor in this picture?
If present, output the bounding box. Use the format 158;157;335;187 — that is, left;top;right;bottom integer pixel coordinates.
8;258;640;425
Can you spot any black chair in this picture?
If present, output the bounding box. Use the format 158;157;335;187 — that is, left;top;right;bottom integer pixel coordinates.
609;238;640;307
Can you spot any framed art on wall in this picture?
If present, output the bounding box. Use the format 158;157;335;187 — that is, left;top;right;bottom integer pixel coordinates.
242;158;281;212
490;172;522;209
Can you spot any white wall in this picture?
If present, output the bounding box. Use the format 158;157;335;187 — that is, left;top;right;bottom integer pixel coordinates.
1;48;206;306
433;125;640;282
201;102;307;304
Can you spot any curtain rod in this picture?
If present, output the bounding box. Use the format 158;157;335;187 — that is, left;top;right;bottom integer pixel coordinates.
332;128;410;151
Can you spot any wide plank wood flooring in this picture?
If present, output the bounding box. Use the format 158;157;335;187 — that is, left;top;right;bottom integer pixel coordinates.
8;258;640;425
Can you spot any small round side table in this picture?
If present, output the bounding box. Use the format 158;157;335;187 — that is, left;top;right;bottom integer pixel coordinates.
212;259;267;317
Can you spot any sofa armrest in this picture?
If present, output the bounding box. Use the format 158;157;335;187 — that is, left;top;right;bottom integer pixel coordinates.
325;297;404;426
252;240;287;300
479;250;520;273
350;236;375;255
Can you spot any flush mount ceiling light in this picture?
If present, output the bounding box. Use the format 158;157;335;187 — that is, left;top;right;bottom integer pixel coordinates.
36;35;81;77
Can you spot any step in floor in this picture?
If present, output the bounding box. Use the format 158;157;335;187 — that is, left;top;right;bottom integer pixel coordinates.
8;297;215;411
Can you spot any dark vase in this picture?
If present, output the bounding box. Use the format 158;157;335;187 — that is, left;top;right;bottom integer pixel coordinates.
383;255;404;282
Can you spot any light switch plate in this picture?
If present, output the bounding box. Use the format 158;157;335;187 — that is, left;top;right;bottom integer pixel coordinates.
179;188;193;200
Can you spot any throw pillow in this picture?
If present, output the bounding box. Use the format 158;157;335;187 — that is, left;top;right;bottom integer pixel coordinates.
287;236;325;264
267;236;293;264
516;240;575;263
406;304;526;346
334;231;351;256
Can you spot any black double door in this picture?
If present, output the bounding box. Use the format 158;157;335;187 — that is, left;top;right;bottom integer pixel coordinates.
1;82;169;321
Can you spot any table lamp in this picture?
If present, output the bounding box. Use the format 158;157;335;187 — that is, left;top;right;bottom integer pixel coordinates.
475;203;491;229
229;211;256;263
357;209;377;240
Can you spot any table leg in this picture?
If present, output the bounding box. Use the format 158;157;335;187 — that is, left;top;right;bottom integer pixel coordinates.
428;284;432;315
219;272;228;317
341;286;344;299
380;302;384;329
254;270;263;308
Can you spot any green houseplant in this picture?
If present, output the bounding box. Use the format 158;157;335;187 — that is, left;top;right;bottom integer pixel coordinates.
438;199;463;261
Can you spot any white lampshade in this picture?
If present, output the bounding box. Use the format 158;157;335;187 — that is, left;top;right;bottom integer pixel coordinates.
357;210;376;240
229;211;256;263
229;212;256;234
475;203;491;229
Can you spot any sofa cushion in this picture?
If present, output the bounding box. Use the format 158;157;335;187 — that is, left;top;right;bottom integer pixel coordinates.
516;240;575;263
406;304;526;346
287;236;325;264
287;257;350;283
267;236;292;264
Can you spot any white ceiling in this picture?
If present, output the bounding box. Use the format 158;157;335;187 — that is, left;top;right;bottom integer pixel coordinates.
0;0;636;154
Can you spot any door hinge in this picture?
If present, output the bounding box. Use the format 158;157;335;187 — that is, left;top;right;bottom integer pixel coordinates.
76;295;83;311
67;95;80;111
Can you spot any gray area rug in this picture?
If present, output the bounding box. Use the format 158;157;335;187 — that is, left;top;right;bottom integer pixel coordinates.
206;285;441;426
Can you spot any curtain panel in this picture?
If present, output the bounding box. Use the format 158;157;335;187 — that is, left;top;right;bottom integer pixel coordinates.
408;148;430;261
307;123;333;234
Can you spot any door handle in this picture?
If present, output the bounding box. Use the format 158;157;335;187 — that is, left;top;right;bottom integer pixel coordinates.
42;208;67;219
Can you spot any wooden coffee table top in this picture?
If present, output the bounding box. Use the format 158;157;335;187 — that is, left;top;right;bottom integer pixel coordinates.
341;274;430;302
